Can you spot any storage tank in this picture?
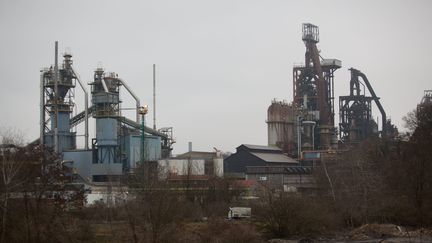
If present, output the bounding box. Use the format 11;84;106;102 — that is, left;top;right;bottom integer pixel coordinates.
266;99;295;155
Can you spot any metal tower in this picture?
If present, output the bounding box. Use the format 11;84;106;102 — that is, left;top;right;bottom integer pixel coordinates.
293;23;341;151
339;69;376;142
339;68;386;142
90;68;122;164
40;42;76;153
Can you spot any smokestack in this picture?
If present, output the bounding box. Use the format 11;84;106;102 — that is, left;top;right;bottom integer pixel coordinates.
153;64;156;130
188;142;192;152
54;41;59;153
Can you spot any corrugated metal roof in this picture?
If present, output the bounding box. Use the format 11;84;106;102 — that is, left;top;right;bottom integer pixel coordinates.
250;152;298;163
284;166;311;174
241;144;281;151
246;166;311;174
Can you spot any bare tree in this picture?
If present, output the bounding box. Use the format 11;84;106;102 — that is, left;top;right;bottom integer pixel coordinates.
0;128;26;243
125;164;184;243
0;128;87;243
402;109;418;134
254;189;335;238
397;104;432;225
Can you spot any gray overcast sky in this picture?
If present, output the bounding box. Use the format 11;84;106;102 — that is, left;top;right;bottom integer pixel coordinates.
1;0;431;154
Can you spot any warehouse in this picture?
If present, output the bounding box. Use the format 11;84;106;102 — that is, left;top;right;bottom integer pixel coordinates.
224;144;298;178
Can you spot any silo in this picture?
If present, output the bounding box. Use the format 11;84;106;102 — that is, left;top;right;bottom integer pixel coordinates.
266;100;295;155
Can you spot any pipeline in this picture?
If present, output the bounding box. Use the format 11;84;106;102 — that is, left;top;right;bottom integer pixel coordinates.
71;67;89;149
116;78;141;123
350;68;387;136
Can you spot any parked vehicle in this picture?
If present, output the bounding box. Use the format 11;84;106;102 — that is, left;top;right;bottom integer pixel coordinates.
227;207;251;220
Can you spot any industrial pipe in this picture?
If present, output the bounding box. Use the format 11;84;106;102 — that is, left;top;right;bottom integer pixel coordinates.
117;78;141;123
119;116;168;139
303;120;316;150
71;68;89;149
297;116;302;158
308;43;330;125
101;78;109;93
40;71;45;146
54;41;59;153
350;68;387;137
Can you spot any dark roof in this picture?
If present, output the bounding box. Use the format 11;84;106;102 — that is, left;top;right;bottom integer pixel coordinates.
225;144;298;174
250;152;298;164
239;144;281;152
246;166;312;174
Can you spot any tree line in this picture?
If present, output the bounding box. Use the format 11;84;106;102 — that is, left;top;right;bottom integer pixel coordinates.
0;103;431;242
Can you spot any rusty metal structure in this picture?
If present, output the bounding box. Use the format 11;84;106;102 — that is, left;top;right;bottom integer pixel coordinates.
267;99;295;156
293;23;341;152
266;23;397;157
339;68;386;142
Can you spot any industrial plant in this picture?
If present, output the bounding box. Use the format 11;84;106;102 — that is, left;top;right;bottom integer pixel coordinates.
267;23;396;160
38;42;175;183
224;23;400;192
1;20;431;242
34;23;403;195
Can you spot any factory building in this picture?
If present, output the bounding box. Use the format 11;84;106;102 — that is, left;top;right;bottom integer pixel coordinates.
246;166;315;193
224;144;298;178
176;151;224;177
224;144;316;193
158;151;224;179
39;42;174;183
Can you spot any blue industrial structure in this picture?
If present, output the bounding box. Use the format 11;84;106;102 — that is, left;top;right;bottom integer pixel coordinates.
40;43;79;153
40;42;174;182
